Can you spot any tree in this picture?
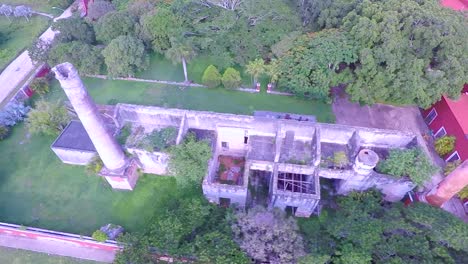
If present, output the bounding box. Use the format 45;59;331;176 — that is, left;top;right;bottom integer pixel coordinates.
377;147;437;187
0;102;30;127
0;125;10;140
86;0;115;21
232;206;306;263
202;65;222;88
245;58;265;87
102;35;149;77
114;233;152;264
48;0;74;9
434;136;456;156
28;39;51;64
298;190;468;264
168;133;211;188
48;41;104;75
29;77;49;95
277;30;357;101
52;16;95;44
13;5;32;21
343;0;468;107
94;11;135;44
165;38;196;83
265;59;280;85
26;100;70;136
222;67;242;89
0;4;13;21
193;231;250;264
140;5;182;53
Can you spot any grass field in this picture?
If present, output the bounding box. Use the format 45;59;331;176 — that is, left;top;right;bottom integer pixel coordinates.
0;247;102;263
136;53;257;87
0;76;333;235
49;78;335;122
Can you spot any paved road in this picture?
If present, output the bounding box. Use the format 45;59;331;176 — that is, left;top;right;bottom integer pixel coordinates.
0;6;73;105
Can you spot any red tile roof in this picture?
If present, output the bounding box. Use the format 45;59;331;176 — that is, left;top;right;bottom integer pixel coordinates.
441;0;467;10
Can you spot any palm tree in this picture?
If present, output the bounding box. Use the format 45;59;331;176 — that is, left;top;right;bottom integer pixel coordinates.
165;38;196;83
266;59;280;86
245;58;265;87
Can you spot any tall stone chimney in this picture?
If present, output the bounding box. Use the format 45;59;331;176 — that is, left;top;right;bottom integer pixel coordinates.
52;62;127;171
422;160;468;207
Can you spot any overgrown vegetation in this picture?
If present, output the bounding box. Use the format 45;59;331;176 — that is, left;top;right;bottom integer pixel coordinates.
435;135;456;156
168;133;211;188
29;77;49;95
138;127;178;152
91;230;108;242
85;156;104;176
117;123;132;145
377;147;437;187
444;160;461;176
26;100;70;136
333;151;349;169
298;190;468;263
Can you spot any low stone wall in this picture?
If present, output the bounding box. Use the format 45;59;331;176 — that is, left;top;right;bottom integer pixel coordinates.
0;222;119;263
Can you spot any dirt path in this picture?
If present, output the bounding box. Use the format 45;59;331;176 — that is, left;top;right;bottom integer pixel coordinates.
0;6;74;105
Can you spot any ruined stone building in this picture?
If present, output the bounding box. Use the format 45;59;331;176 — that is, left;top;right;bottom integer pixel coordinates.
51;63;420;217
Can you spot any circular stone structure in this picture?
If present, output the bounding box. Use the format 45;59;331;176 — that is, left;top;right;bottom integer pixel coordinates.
353;149;379;175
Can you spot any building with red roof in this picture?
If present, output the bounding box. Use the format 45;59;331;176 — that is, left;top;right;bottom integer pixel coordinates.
423;85;468;162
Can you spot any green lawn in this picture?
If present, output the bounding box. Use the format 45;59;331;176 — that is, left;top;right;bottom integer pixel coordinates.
0;16;50;71
0;247;101;264
1;0;60;13
136;53;255;87
49;78;334;122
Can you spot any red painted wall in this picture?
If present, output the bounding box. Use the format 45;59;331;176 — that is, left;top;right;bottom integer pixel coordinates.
423;98;468;161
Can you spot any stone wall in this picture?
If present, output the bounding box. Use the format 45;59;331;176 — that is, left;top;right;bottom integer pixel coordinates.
51;147;96;165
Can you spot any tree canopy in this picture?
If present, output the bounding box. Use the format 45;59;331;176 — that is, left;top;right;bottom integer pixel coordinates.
26;100;70;136
299;190;468;263
52;16;96;44
94;11;135;44
48;41;104;75
102;35;149;77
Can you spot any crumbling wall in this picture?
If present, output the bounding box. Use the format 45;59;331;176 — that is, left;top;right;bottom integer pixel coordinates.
357;129;416;148
126;148;169;175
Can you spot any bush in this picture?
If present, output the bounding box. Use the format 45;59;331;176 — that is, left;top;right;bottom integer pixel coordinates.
85;156;104;176
333;151;349;169
377;147;437;187
0;125;10;140
29;77;49;95
0;102;30;127
92;230;108;242
222;67;241;89
117;123;132;145
202;65;222;88
434;136;456;156
26;100;70;136
444;160;461;176
459;186;468;200
138;127;178;152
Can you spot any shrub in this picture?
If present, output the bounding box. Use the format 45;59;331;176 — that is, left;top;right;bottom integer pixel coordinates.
29;77;49;95
222;67;241;89
0;125;10;140
459;186;468;200
444;160;461;176
434;136;456;156
26;100;70;136
92;230;108;242
333;151;349;168
202;65;222;88
137;127;178;152
377;147;437;187
117;123;132;145
85;156;104;176
0;102;30;126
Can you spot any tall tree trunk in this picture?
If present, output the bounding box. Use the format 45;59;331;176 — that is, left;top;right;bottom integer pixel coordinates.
182;57;188;83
